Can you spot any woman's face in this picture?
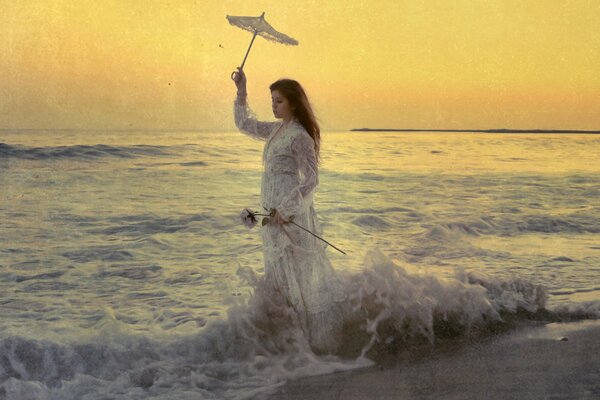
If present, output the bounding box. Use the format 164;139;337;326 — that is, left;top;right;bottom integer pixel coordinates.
271;90;294;121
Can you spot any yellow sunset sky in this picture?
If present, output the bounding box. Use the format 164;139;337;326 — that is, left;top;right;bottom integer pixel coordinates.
1;0;599;131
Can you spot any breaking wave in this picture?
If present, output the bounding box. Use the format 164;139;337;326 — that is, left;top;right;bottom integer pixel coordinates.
0;143;173;160
0;249;597;400
424;212;600;238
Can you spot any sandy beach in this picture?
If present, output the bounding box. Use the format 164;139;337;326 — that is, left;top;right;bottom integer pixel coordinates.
274;320;600;400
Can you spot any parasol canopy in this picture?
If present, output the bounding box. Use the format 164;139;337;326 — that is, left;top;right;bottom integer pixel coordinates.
227;12;298;80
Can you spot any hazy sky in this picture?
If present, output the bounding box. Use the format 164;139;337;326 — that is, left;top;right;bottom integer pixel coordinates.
1;0;599;131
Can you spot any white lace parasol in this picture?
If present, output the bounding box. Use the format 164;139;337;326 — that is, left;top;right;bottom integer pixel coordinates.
227;11;298;79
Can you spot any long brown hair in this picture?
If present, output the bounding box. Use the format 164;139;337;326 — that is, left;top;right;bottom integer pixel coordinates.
269;79;321;163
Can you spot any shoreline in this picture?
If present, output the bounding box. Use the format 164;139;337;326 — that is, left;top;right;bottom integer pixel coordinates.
273;320;600;399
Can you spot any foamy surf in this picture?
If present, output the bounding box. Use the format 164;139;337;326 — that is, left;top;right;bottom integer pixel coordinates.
1;249;597;400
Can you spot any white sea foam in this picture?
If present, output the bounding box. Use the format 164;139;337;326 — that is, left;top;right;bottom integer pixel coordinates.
3;249;596;400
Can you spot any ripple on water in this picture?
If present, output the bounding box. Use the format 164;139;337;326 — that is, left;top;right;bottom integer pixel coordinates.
95;265;162;280
21;281;78;292
14;271;66;283
62;249;135;263
127;291;168;299
549;256;576;263
352;215;391;229
94;214;213;236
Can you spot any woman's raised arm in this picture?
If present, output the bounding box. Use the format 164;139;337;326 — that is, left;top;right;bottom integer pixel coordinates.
232;68;277;141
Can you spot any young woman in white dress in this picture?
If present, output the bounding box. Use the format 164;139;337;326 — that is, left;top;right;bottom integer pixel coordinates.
233;68;346;354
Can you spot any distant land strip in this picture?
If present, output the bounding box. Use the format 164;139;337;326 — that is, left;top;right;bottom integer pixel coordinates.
351;128;600;134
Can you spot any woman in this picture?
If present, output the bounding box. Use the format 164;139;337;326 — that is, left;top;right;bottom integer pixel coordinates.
233;68;346;354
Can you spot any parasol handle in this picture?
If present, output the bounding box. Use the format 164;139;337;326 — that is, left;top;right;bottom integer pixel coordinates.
231;12;265;81
231;29;259;81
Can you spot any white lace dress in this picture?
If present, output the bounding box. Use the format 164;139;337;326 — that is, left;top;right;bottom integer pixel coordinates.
234;96;346;353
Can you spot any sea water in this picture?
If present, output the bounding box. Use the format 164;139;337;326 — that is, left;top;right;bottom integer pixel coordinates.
1;130;599;399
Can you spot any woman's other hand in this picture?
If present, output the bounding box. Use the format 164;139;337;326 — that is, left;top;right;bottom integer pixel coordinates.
233;67;247;96
272;209;287;225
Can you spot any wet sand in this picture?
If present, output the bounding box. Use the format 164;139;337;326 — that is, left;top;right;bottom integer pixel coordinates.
273;320;600;400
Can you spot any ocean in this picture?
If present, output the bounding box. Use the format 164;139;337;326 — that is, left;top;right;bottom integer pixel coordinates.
1;129;599;399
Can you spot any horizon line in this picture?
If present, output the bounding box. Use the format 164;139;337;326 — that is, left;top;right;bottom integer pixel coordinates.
2;127;600;134
351;128;600;134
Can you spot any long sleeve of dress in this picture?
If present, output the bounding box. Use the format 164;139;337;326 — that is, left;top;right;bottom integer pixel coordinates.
234;95;278;141
276;132;319;220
